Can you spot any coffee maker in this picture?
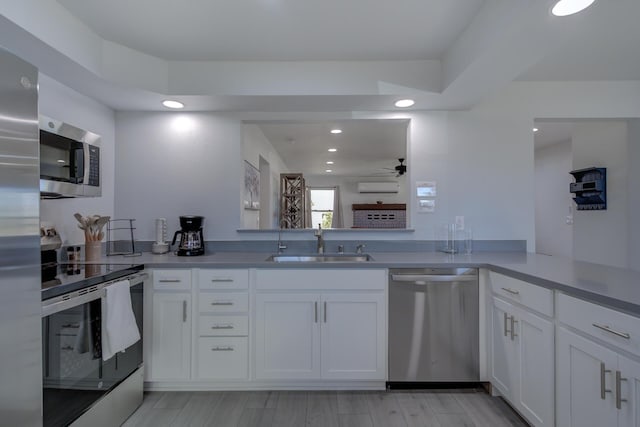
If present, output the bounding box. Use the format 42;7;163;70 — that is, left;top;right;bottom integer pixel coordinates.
172;215;205;256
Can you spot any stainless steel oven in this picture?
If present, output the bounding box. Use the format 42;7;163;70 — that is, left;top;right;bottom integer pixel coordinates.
41;271;146;427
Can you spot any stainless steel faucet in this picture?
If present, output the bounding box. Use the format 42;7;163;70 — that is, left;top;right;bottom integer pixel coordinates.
277;228;287;253
314;223;324;254
356;243;366;254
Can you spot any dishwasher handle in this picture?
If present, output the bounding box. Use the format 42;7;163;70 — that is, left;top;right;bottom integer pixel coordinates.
391;274;477;283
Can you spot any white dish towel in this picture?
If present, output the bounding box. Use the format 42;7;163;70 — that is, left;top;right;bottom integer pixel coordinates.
101;279;141;361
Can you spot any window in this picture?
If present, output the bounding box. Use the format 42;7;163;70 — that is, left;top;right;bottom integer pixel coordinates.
309;188;335;228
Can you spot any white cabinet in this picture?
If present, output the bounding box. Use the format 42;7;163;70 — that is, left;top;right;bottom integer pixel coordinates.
320;292;385;380
490;297;518;397
146;269;192;381
149;292;191;380
255;293;321;379
557;294;640;427
489;273;554;427
195;269;250;381
254;269;386;382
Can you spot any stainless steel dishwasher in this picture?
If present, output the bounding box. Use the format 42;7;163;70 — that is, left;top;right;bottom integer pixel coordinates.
388;268;479;385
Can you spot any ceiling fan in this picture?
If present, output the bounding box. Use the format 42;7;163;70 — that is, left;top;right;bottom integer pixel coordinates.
358;158;407;178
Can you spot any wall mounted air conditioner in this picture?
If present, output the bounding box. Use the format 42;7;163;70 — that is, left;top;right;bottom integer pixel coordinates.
357;182;400;193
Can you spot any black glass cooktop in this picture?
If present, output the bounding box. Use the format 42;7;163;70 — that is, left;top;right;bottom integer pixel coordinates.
41;262;144;301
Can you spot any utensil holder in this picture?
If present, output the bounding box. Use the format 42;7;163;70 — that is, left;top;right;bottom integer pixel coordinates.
85;241;102;262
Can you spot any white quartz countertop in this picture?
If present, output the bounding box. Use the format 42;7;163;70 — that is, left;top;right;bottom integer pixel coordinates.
102;251;640;315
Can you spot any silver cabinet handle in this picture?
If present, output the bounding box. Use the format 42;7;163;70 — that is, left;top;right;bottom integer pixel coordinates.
501;287;520;295
61;345;74;351
510;316;518;341
592;323;631;340
211;301;234;306
601;362;612;399
324;301;327;323
211;324;234;330
391;274;477;283
211;278;233;282
211;346;234;351
182;300;187;322
503;312;509;337
159;279;181;283
616;370;628;409
314;301;318;323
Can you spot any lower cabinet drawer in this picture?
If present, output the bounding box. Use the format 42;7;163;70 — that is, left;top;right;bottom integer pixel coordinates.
197;337;248;380
558;292;640;356
198;292;249;313
198;315;248;336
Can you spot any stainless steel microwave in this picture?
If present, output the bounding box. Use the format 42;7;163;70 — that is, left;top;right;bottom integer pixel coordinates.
39;115;101;198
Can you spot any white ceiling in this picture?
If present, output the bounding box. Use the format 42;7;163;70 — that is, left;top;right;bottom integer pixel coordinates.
519;0;640;81
253;119;408;177
57;0;484;61
2;0;640;113
534;121;574;150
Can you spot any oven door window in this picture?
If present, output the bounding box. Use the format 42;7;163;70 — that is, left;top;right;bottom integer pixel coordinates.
41;283;143;427
40;129;84;184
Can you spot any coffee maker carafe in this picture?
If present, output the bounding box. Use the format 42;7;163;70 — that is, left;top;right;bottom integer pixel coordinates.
172;215;205;256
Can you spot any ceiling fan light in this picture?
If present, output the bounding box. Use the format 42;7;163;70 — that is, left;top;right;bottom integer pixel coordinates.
551;0;596;16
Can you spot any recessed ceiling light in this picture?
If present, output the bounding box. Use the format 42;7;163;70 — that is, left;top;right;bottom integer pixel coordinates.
328;148;337;152
551;0;595;16
330;129;342;134
394;99;415;108
57;159;65;163
533;127;539;132
326;161;334;165
325;169;333;173
162;100;185;109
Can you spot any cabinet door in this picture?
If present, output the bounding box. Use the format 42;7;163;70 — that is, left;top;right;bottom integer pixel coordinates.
517;308;554;427
320;292;385;380
149;293;191;380
618;355;640;427
491;297;518;398
255;293;321;379
557;326;618;427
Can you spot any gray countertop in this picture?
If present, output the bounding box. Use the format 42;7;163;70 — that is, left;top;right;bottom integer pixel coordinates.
102;251;640;315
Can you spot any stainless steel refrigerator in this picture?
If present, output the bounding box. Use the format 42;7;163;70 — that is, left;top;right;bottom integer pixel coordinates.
0;47;42;426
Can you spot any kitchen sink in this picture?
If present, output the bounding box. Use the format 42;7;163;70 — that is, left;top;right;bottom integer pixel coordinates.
265;254;374;263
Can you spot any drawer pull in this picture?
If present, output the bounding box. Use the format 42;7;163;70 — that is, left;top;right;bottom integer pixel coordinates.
211;301;234;306
592;323;631;340
211;346;234;351
61;345;74;351
616;370;628;409
211;324;234;330
601;362;612;400
501;287;520;295
159;279;181;283
510;316;518;341
211;278;234;282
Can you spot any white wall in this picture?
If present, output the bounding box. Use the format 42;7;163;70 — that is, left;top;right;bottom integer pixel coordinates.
242;124;289;229
535;140;573;258
114;112;243;241
38;74;115;246
572;121;628;268
629;119;640;270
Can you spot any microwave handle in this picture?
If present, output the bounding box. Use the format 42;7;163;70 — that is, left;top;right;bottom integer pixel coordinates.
73;146;84;183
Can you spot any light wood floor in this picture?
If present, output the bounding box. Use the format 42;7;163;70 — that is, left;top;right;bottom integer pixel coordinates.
122;389;529;427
